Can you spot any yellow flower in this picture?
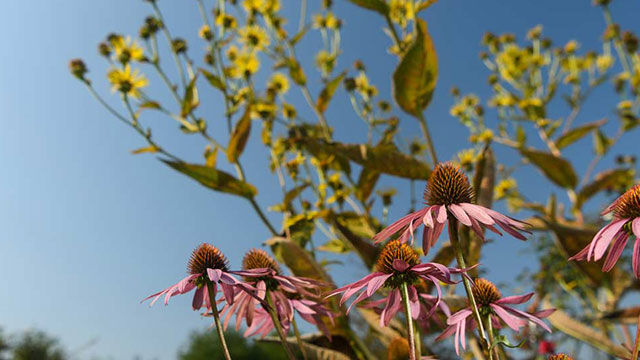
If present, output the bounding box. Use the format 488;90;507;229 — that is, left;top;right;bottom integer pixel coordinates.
239;25;270;50
596;54;614;72
282;103;297;119
355;73;378;98
215;13;237;30
268;73;289;94
107;64;148;99
112;36;144;64
313;12;340;29
226;45;239;61
252;102;277;119
389;0;414;27
199;25;212;40
229;50;260;78
494;178;517;200
243;0;265;13
564;40;579;54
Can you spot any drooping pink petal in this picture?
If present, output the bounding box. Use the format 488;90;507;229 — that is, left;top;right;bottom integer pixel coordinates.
490;304;527;331
207;268;222;282
380;289;402;327
592;219;628;261
633;218;640;238
502;306;552;333
602;232;629;272
373;208;428;244
192;286;205;310
366;273;393;297
494;220;527;240
423;206;435;228
449;204;472;226
436;205;448;223
447;308;473;326
347;289;371;314
495;293;534;305
634;237;640;279
460;203;495;225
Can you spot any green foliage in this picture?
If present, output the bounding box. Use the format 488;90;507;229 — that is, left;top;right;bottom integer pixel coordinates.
178;330;288;360
11;330;66;360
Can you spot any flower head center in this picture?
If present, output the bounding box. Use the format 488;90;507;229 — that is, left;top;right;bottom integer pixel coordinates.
612;184;640;219
548;355;574;360
425;162;473;205
375;240;419;274
242;248;282;275
472;278;501;307
187;243;229;275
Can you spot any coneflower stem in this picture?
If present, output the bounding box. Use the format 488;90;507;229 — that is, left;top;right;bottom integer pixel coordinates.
447;218;489;348
483;314;498;360
291;316;309;360
400;282;417;360
206;283;232;360
265;292;297;360
632;313;640;360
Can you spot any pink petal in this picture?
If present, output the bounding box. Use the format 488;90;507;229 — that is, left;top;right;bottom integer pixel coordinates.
192;286;205;310
460;203;495;225
634;238;640;279
633;218;640;238
392;259;410;272
503;306;552;333
602;232;629;272
436;205;448;223
447;308;473;325
423;206;435;228
207;268;222;282
495;293;534;305
593;219;628;261
490;304;526;331
373;208;428;243
449;204;472;226
366;273;393;297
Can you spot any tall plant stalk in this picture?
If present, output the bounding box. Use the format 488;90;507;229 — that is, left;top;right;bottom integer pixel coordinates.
206;283;232;360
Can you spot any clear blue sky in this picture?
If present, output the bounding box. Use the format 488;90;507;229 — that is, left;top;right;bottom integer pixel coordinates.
1;1;639;359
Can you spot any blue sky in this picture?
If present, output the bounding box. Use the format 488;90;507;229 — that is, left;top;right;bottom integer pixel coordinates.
1;0;639;359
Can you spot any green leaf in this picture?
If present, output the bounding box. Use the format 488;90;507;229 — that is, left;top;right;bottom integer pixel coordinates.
520;148;577;188
576;168;634;209
284;183;309;207
347;0;389;15
131;145;159;154
326;212;379;269
593;129;611;156
181;74;199;117
355;167;380;203
266;237;332;283
544;300;631;359
555;119;606;149
287;58;306;86
200;68;226;91
392;19;438;117
317;238;351;254
138;100;161;110
289;25;309;46
295;137;431;180
490;336;525;350
317;72;346;113
227;106;252;163
162;160;257;198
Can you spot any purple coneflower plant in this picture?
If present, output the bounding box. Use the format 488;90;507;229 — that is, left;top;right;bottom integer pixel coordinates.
373;162;529;254
220;248;333;360
327;240;461;360
142;243;252;360
570;184;640;277
436;278;554;356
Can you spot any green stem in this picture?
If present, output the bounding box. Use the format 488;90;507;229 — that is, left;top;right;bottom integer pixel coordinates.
417;112;438;164
291;317;309;360
400;282;417;360
632;313;640;360
151;2;187;88
384;14;404;52
447;218;488;347
266;292;296;360
483;314;497;360
206;283;232;360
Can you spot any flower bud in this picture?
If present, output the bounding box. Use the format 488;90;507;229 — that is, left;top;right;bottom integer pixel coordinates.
69;58;88;80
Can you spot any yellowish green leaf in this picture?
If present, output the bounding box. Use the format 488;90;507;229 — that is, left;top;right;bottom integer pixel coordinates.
520;148;577;188
161;160;257;198
181;74;199;117
347;0;389;15
392;19;438;117
227;106;252;163
317;72;346;113
555;119;606;149
200;68;226;91
131;145;160;154
576;168;634;209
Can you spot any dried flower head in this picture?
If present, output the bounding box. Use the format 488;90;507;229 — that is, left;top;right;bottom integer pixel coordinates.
612;184;640;219
242;248;281;274
69;59;88;80
376;240;419;274
472;278;502;306
187;243;229;274
425;162;473;205
548;355;573;360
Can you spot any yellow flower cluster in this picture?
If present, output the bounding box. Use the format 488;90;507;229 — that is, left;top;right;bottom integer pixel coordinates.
107;64;148;99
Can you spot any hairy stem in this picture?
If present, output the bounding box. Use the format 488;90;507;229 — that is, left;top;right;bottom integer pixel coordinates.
291;316;309;360
266;293;296;360
483;314;498;360
400;282;417;360
417;112;438;164
206;283;232;360
448;218;488;348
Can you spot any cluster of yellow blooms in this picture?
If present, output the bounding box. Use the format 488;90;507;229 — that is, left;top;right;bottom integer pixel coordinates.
105;35;148;99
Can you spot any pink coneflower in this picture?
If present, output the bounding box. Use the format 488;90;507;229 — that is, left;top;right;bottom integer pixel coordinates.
141;243;254;360
219;248;333;355
327;240;462;360
436;278;554;355
142;243;250;309
570;184;640;277
373;163;529;254
327;240;458;326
